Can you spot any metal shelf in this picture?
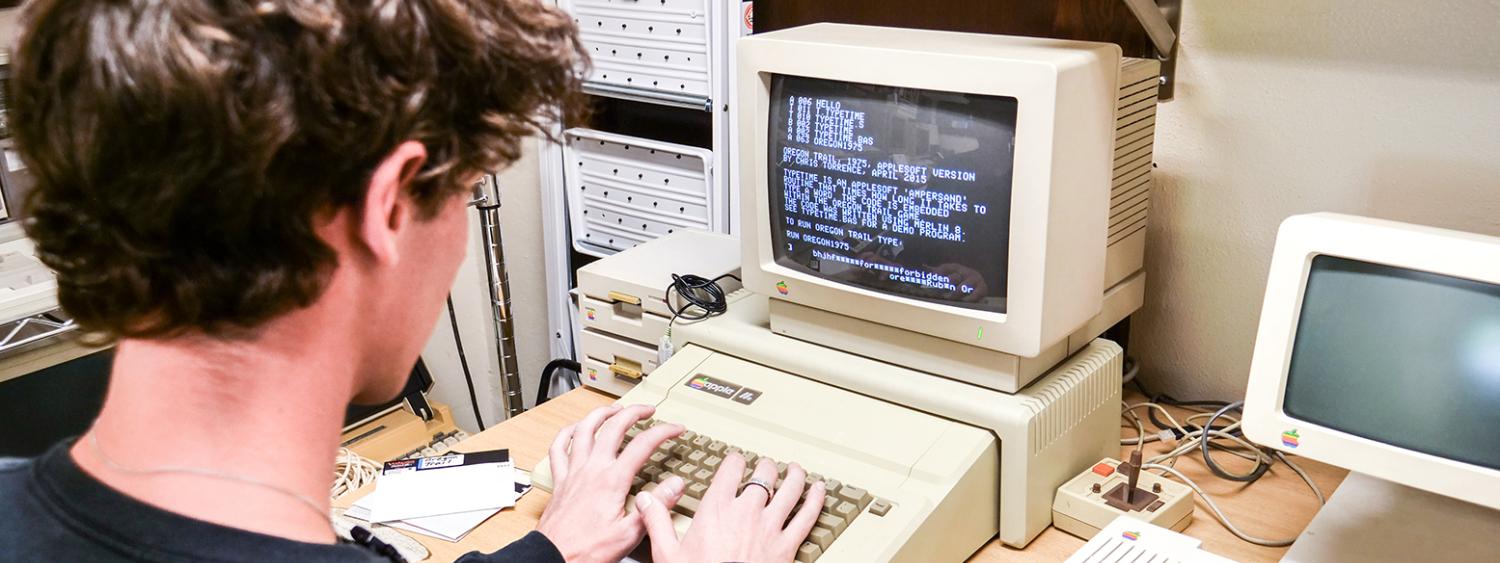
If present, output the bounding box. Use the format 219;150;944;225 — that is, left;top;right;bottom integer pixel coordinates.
564;0;716;108
0;310;76;359
563;128;718;258
582;81;712;112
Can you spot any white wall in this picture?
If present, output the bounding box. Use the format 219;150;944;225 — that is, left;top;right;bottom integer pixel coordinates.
495;139;555;412
1133;0;1500;401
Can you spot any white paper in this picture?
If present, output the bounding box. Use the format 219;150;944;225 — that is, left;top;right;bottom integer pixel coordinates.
1066;516;1237;563
388;508;501;542
347;466;532;543
368;460;516;523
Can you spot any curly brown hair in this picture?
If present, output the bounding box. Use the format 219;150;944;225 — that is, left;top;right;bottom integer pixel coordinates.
9;0;587;340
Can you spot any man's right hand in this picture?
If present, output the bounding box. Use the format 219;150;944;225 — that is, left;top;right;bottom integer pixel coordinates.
636;453;826;562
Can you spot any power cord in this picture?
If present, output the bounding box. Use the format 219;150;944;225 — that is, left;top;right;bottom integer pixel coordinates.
446;295;487;431
1145;457;1324;547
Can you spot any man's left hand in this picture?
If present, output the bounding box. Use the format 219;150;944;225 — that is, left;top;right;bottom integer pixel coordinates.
536;405;685;562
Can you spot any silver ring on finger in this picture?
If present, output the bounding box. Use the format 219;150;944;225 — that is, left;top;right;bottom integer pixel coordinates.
741;478;774;503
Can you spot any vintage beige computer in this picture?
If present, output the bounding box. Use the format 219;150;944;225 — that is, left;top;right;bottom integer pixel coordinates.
1242;213;1500;562
738;24;1151;393
538;23;1161;561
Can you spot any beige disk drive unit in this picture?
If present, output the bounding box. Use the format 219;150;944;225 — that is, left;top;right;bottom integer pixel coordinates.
575;230;741;396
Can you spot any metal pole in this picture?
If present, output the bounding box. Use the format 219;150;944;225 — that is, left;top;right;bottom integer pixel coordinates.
473;174;526;419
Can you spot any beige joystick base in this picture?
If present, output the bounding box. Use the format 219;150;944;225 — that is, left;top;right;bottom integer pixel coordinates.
1051;451;1194;540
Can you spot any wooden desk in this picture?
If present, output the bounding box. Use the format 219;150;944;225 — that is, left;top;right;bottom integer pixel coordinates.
338;387;1347;562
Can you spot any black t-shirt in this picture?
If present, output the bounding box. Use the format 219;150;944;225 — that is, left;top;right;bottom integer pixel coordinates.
0;441;564;563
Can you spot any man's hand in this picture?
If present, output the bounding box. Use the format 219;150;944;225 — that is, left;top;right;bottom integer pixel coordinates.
636;453;825;562
536;405;685;562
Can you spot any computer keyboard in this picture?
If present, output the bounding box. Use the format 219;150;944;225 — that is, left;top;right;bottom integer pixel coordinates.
534;344;1001;562
397;429;470;460
623;417;891;562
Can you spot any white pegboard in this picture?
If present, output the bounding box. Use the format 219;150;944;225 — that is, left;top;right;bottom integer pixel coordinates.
562;128;718;257
563;0;716;103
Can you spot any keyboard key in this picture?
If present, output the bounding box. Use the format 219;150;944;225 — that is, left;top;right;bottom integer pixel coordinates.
687;450;707;464
808;527;835;550
869;499;893;516
657;440;678;455
816;513;848;536
692;468;714;484
833;500;858;520
687;482;709;499
836;485;872;510
796;542;823;562
708;440;726;454
642;466;664;481
703;455;723;470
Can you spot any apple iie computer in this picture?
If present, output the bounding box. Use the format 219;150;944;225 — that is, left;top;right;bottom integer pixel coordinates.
539;23;1163;561
1242;213;1500;562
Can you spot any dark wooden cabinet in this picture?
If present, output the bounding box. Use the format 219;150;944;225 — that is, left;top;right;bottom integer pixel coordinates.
755;0;1158;59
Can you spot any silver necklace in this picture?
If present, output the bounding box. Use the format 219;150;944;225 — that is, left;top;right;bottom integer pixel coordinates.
87;432;331;528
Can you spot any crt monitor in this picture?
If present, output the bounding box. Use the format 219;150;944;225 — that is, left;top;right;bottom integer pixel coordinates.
1243;213;1500;511
738;23;1122;357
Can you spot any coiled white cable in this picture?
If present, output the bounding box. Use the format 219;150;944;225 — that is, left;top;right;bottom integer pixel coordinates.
332;448;381;500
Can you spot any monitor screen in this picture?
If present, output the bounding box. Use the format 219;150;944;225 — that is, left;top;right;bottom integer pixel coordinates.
1285;255;1500;470
767;74;1017;313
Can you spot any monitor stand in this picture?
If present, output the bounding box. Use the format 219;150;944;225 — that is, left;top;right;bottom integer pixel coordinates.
766;271;1144;393
1284;472;1500;562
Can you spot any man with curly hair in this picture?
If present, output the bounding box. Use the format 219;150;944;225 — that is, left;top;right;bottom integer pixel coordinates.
0;1;824;561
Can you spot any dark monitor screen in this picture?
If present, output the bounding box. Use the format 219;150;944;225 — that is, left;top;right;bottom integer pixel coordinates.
1285;255;1500;470
767;75;1017;313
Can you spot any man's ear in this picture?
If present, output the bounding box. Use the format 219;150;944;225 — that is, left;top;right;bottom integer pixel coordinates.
360;141;428;266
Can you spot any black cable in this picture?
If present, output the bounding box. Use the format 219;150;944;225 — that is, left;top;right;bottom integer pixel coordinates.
1131;375;1239;439
445;295;486;431
1200;401;1273;483
664;273;741;330
536;358;581;406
